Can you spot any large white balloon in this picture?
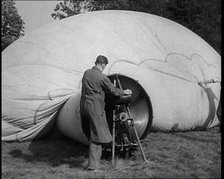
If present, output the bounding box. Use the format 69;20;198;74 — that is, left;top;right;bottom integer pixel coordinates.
2;10;221;142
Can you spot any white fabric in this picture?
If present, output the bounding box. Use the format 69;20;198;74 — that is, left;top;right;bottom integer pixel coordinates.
2;10;221;142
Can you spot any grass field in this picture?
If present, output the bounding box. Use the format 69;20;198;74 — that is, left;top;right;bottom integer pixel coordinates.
2;126;221;179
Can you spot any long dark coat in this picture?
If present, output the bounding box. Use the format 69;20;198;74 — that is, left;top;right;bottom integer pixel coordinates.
80;66;124;143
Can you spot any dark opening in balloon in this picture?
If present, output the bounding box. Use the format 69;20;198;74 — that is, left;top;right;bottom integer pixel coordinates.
105;74;153;139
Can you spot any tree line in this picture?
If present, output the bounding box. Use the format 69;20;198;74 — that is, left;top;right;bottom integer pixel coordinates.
1;0;221;54
1;0;25;51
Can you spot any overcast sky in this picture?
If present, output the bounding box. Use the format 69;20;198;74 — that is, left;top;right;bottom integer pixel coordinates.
15;1;61;34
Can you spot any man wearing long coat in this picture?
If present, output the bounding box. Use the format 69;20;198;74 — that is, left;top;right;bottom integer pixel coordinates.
80;55;132;171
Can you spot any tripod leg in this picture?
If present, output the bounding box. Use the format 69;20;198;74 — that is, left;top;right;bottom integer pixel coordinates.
112;110;116;165
132;124;148;162
126;106;148;162
112;79;117;165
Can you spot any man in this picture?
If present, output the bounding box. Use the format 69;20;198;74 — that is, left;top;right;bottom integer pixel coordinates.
80;55;132;171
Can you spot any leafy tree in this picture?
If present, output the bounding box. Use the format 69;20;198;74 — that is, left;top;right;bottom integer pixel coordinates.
1;0;25;51
165;0;221;54
51;0;131;19
51;0;220;54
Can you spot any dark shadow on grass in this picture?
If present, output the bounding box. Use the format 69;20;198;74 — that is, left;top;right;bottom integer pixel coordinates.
9;134;89;169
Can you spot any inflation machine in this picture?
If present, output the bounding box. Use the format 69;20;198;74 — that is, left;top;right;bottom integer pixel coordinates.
105;74;148;164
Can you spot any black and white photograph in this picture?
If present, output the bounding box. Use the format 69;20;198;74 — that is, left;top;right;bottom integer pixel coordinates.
2;0;221;178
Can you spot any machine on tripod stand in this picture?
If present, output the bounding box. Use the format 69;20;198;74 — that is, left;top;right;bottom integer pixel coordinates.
109;74;148;165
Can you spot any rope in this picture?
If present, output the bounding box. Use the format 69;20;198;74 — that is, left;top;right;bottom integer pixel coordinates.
139;57;197;83
107;56;206;84
145;67;195;83
107;59;138;74
34;89;75;125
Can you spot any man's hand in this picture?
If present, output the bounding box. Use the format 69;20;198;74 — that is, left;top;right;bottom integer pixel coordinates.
124;89;132;95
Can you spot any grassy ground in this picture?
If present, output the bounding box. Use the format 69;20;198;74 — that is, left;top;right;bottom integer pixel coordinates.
2;127;221;179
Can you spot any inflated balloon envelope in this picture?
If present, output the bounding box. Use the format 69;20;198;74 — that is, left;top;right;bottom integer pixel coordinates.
2;10;221;143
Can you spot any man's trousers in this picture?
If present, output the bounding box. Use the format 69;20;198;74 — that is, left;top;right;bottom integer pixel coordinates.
88;139;102;170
